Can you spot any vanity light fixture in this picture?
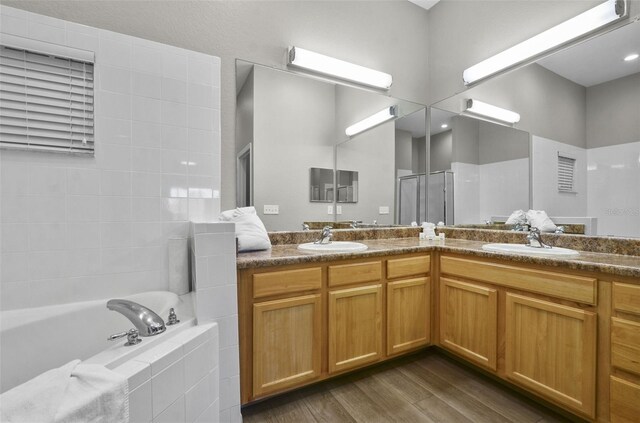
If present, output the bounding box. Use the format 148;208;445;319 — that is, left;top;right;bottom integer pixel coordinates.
464;99;521;124
345;106;398;137
624;53;639;61
287;46;393;89
463;0;627;85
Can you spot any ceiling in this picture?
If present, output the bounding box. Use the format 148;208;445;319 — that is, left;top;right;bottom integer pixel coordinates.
429;108;456;135
537;21;640;87
395;108;427;137
407;0;440;11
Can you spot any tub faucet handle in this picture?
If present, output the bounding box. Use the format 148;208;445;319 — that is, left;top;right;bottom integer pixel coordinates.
167;308;180;326
108;328;142;346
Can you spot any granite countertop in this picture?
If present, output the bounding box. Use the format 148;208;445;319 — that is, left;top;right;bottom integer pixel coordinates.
236;237;640;279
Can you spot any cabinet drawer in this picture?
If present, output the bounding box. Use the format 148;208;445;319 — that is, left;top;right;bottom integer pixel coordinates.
611;317;640;376
387;255;430;279
440;256;597;305
610;376;640;423
613;282;640;316
328;261;381;288
253;267;322;299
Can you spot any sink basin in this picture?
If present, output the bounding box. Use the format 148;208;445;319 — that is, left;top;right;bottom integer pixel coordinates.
298;241;368;253
482;243;579;257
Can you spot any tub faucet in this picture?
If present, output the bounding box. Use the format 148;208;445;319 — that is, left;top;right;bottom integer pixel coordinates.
107;299;166;336
526;227;551;249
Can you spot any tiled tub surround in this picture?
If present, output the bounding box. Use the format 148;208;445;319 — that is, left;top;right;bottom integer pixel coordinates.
112;324;219;423
0;5;222;311
0;291;219;423
238;231;640;279
190;222;240;423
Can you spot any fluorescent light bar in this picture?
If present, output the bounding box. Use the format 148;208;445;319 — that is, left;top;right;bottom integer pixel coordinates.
465;100;520;124
463;0;626;85
345;106;398;137
288;46;393;89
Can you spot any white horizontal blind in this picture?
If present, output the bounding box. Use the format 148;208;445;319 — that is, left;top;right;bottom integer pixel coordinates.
557;153;576;192
0;45;94;154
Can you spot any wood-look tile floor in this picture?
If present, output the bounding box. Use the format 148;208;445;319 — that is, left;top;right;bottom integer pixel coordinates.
242;351;580;423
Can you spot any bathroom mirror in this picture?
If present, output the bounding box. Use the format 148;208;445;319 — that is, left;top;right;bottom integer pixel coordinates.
236;59;427;231
336;170;358;203
309;168;334;203
430;18;640;238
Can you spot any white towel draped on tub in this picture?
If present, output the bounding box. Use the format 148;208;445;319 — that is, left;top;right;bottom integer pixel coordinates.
0;359;129;423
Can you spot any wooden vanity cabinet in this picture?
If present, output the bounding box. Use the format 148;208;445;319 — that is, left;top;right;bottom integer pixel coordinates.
439;254;598;419
239;253;432;403
610;282;640;423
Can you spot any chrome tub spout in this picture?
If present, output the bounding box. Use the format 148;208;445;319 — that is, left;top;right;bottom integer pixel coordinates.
107;299;166;336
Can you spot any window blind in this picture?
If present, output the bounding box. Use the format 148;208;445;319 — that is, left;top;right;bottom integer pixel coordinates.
557;153;576;193
0;44;94;154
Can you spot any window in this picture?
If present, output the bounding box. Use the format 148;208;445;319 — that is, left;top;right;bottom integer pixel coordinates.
557;152;576;193
0;35;95;154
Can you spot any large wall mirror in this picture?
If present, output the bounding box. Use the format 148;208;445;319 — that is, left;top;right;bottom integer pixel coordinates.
430;19;640;238
235;59;427;231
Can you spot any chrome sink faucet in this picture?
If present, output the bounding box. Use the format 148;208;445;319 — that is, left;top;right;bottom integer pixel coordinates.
314;226;333;244
107;299;166;336
526;227;551;249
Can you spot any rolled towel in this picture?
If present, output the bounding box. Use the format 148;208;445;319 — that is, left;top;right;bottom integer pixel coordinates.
219;206;272;252
0;359;129;423
505;210;527;225
526;210;557;233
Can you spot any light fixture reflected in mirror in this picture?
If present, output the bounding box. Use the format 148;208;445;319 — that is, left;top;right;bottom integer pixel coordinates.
464;99;520;125
345;105;398;137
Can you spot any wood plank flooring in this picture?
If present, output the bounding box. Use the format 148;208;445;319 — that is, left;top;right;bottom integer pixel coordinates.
242;351;583;423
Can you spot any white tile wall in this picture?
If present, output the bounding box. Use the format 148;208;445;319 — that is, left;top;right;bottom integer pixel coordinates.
479;158;529;222
531;135;587;217
0;5;221;311
114;323;219;423
190;222;240;423
587;141;640;237
451;162;480;224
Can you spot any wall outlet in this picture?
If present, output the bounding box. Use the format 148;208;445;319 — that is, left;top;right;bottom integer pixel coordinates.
336;205;342;215
263;205;279;215
379;206;390;215
327;205;334;214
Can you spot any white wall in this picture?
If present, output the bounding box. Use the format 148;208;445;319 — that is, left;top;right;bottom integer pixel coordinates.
451;162;479;224
0;6;221;310
2;1;432;212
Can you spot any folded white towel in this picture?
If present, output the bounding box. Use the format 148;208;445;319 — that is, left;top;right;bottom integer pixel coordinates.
219;207;272;252
0;359;129;423
526;210;557;233
505;210;527;225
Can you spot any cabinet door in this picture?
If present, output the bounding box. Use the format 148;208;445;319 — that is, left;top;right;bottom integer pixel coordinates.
505;293;596;418
253;294;321;397
387;277;430;355
328;284;382;374
439;278;498;370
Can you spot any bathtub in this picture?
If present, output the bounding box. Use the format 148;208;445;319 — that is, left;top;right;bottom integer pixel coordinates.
1;291;220;422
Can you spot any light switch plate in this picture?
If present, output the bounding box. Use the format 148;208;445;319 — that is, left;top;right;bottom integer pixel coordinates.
327;205;334;214
263;205;279;215
336;205;342;215
379;206;390;215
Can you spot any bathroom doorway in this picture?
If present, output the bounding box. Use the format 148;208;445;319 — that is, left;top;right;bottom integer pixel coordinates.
237;143;253;207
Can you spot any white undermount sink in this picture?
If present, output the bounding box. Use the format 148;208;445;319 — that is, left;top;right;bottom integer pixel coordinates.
298;241;368;253
482;243;579;257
